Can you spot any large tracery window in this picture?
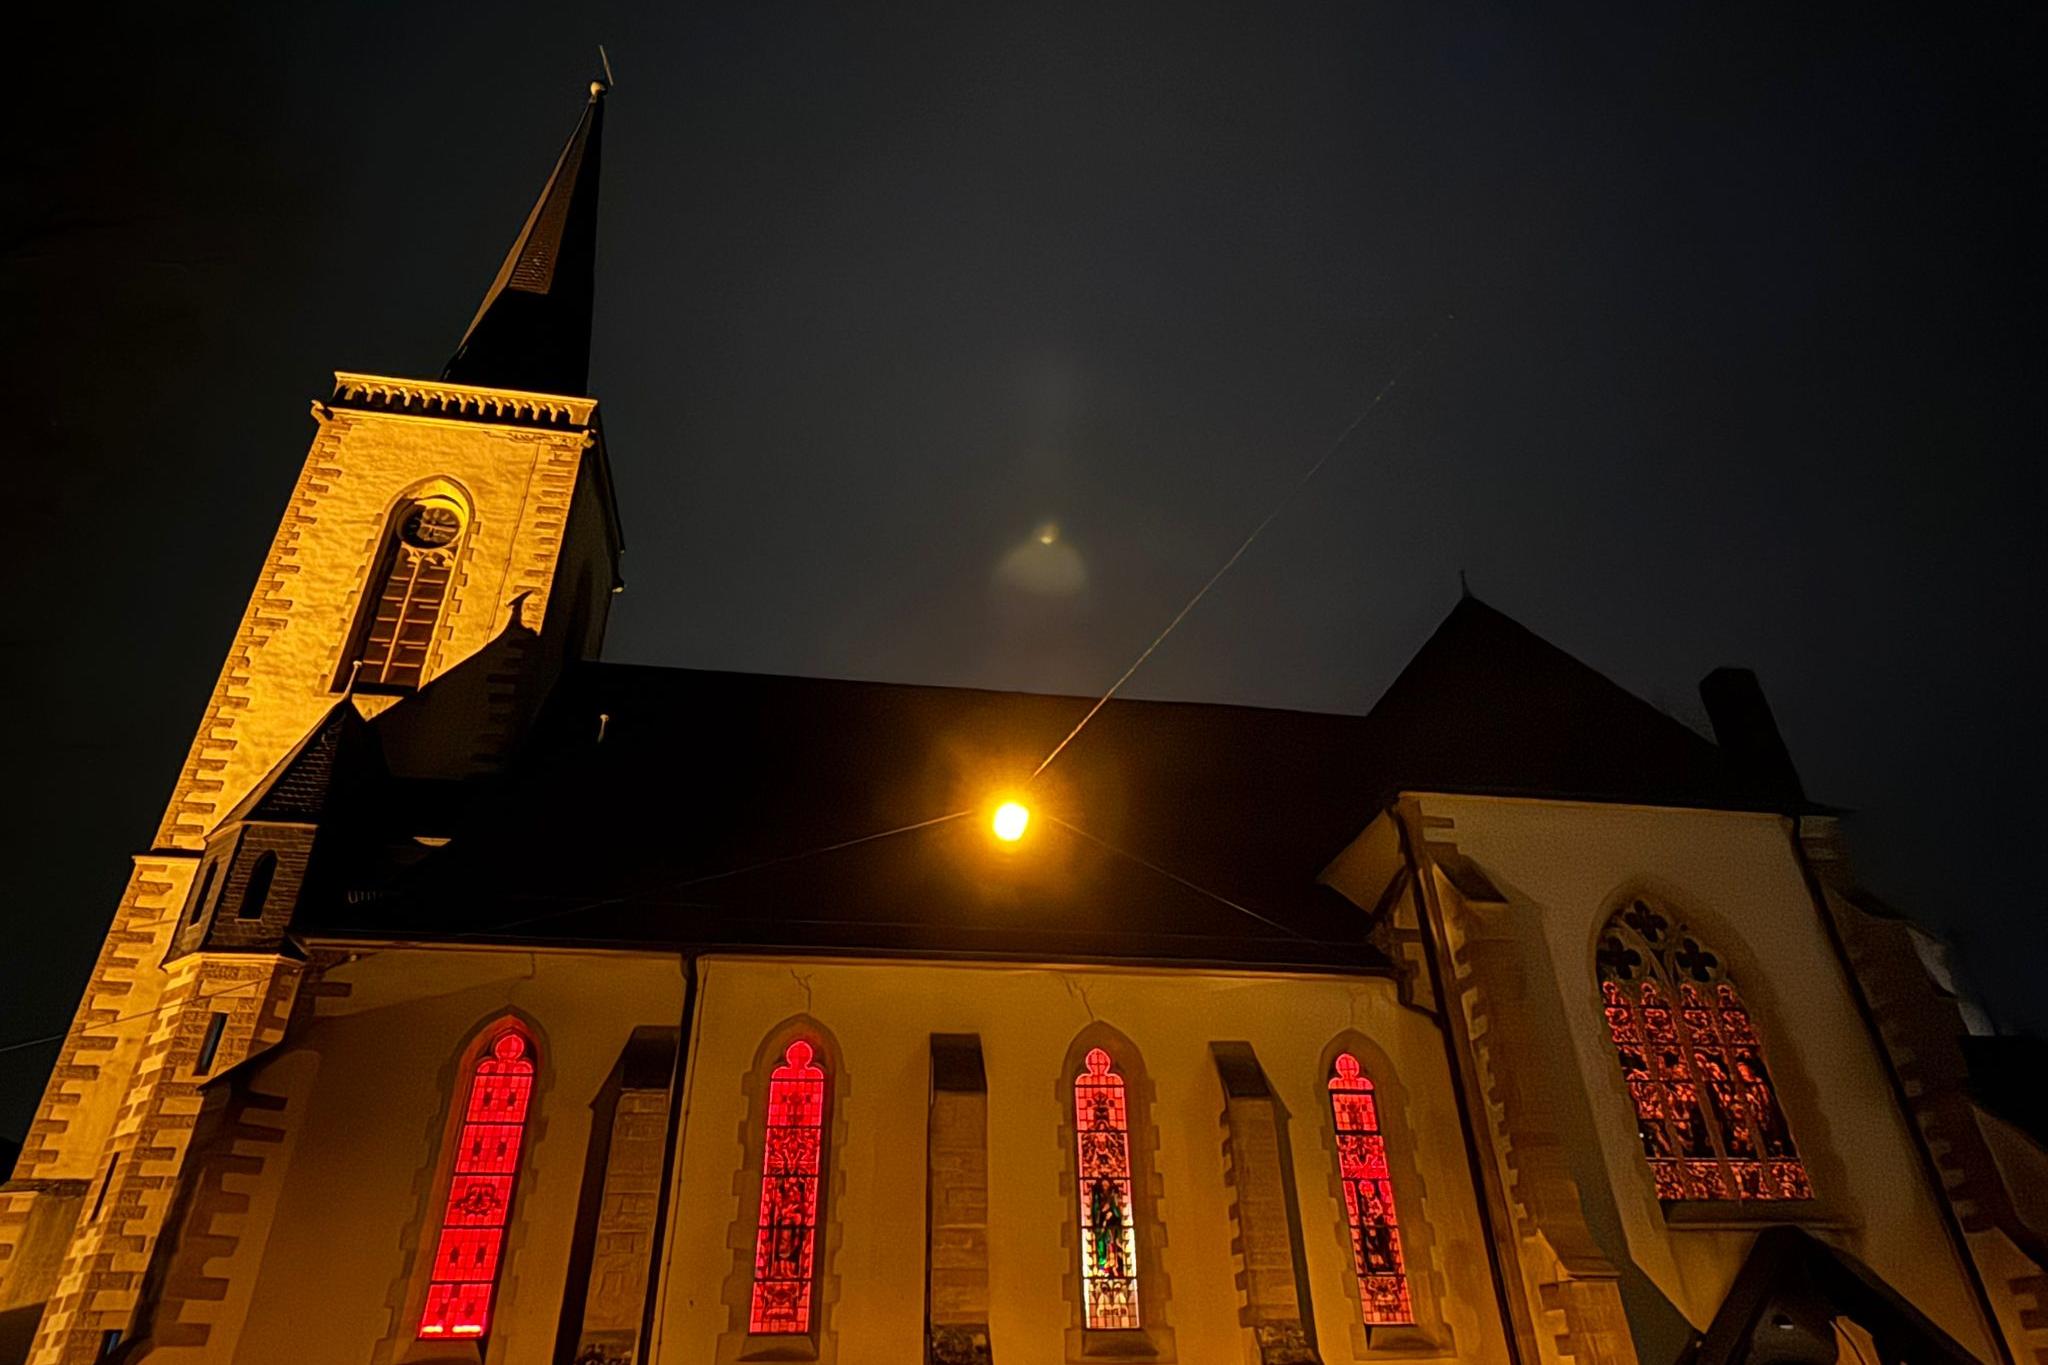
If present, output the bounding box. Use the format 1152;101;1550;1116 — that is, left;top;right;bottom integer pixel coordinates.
1075;1047;1140;1331
1596;900;1811;1202
347;496;464;691
1328;1053;1413;1325
418;1024;536;1340
749;1039;828;1334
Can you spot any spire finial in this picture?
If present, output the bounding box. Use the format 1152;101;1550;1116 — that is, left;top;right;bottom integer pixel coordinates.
442;77;608;396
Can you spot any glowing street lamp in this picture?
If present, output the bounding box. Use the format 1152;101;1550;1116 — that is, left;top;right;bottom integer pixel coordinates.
992;801;1031;843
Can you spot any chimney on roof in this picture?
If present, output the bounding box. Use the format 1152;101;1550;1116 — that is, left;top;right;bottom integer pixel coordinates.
1699;667;1806;805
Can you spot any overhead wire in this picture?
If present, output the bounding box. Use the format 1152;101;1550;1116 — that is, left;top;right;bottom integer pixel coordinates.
0;974;276;1059
0;813;975;1062
670;810;973;889
1028;313;1453;782
1046;815;1311;941
2;318;1449;1063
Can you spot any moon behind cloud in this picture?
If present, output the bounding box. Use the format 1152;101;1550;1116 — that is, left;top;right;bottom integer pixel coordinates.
995;520;1088;597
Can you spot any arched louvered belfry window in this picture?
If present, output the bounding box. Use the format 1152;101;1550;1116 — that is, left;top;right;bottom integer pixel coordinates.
749;1039;828;1334
346;495;465;691
1596;899;1811;1202
1328;1052;1413;1325
236;851;277;920
1075;1047;1140;1330
417;1023;537;1340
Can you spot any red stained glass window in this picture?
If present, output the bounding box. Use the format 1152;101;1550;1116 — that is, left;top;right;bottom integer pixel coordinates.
1596;901;1810;1202
1075;1047;1140;1330
750;1039;827;1334
417;1027;535;1340
1328;1053;1413;1325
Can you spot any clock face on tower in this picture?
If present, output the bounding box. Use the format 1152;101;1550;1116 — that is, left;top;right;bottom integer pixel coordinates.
400;501;463;551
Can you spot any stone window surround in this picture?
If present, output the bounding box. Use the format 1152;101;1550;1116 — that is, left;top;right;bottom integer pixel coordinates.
334;476;479;696
1314;1032;1457;1360
717;1014;847;1365
1058;1023;1178;1363
1584;889;1855;1233
379;1009;551;1365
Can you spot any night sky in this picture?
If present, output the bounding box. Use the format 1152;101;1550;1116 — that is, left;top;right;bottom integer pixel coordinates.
2;4;2042;1143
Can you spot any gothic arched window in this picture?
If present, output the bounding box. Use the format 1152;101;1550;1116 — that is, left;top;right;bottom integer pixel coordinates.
236;852;276;920
346;496;465;691
1075;1047;1140;1330
417;1024;537;1340
1328;1052;1413;1325
749;1039;828;1334
1596;900;1811;1202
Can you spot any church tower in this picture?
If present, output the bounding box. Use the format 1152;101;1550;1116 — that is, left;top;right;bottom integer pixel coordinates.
0;80;621;1362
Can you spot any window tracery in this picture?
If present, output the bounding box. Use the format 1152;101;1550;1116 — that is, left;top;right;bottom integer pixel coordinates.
347;496;464;691
749;1039;827;1334
1596;899;1810;1202
1327;1052;1412;1325
418;1026;536;1340
1075;1046;1140;1330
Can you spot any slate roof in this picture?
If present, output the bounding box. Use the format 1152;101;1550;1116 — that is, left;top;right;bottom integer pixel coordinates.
295;597;1811;969
233;703;359;823
306;666;1392;968
1351;596;1807;812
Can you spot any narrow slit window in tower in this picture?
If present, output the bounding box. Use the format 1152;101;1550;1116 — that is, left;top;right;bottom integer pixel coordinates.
236;852;277;920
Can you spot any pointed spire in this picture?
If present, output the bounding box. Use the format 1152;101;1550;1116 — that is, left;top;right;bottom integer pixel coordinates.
443;77;608;396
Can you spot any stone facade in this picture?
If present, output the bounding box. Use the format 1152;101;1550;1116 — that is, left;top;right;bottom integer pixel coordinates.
1211;1043;1320;1364
928;1035;993;1363
1800;821;2048;1365
570;1069;674;1362
6;80;2039;1365
153;386;612;854
0;369;617;1364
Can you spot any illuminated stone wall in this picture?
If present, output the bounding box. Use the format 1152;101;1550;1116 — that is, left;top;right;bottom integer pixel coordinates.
1799;820;2048;1365
28;803;2012;1365
0;374;617;1364
1389;794;2005;1364
132;948;686;1364
661;958;1506;1365
97;953;1503;1364
154;379;612;852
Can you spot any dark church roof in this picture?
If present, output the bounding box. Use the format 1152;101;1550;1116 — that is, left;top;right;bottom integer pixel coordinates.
307;664;1391;968
441;80;606;396
1352;596;1809;812
294;598;1813;971
228;702;359;824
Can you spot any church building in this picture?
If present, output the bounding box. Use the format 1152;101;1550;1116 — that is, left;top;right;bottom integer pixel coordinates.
2;79;2044;1365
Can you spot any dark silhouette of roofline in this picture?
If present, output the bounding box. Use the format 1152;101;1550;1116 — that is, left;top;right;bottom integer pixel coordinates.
442;78;607;396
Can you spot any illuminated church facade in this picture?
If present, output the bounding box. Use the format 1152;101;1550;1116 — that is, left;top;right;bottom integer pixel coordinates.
2;81;2044;1365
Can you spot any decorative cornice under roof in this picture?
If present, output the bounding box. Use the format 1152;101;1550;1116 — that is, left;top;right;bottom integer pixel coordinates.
330;371;597;430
